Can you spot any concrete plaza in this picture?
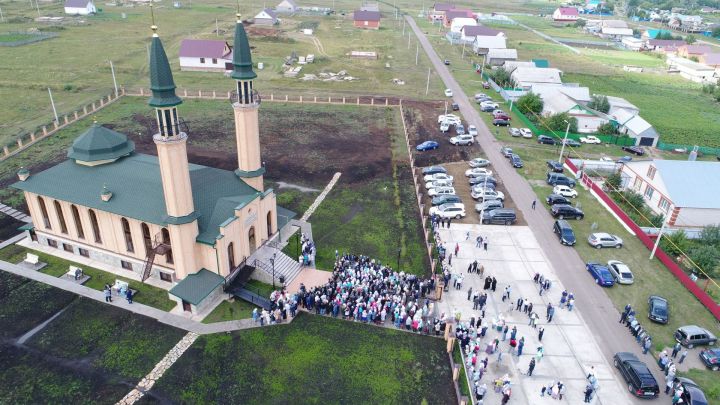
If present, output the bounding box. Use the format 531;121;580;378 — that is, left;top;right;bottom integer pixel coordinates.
437;223;633;405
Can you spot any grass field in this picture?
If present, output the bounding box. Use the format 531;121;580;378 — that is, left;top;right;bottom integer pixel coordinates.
0;33;36;42
147;313;455;404
201;299;259;323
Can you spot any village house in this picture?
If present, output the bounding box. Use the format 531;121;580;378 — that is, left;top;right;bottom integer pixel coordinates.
353;10;381;29
510;67;563;89
552;7;579;22
486;48;517;66
500;60;537;74
612;108;659;146
450;18;476;34
620;160;720;228
254;8;279;26
275;0;298;14
428;3;454;21
443;9;474;27
642;29;673;40
460;25;504;43
472;34;506;55
178;39;233;72
699;53;720;68
667;56;717;83
532;84;608;133
64;0;96;15
646;39;686;54
677;44;713;59
622;37;644;51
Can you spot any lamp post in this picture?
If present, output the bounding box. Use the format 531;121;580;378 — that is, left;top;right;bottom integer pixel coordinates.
270;252;277;290
558;120;571;164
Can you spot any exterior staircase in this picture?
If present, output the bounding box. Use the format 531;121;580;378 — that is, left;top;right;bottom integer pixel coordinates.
251;249;302;287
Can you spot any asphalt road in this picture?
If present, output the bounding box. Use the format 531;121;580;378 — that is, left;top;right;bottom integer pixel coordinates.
406;16;665;403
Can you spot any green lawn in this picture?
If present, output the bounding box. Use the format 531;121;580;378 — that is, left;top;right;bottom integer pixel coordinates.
201;299;259;323
0;33;36;42
147;313;455;404
0;244;177;311
453;343;471;399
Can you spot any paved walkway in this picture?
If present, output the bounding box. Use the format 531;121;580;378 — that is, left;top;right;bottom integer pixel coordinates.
0;203;32;223
300;172;341;222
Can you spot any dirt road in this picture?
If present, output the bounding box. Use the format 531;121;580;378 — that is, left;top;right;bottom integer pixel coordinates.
407;16;664;404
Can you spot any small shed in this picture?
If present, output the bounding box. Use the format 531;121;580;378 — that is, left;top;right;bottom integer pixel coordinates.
64;0;96;15
254;8;279;26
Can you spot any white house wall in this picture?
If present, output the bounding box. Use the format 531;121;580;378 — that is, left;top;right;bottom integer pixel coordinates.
179;56;231;72
675;207;720;228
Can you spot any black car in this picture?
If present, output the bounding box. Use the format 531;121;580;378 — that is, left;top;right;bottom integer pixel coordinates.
546;173;576;188
451;103;460;111
482;208;517;225
678;377;709;405
553;220;576;246
492;119;510;126
444;59;450;65
422;166;447;175
537;135;556;145
468;176;497;186
546;194;571;206
551;204;584;220
613;352;659;398
431;194;462;206
510;154;523;168
622;145;645;156
648;295;669;324
562;139;582;147
546;160;564;173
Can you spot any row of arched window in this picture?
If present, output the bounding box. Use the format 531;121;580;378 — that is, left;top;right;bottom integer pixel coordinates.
37;196;173;264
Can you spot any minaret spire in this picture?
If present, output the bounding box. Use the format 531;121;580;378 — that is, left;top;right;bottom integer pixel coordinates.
148;5;183;136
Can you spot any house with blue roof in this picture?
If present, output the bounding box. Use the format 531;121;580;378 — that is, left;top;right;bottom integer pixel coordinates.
12;12;287;314
619;160;720;229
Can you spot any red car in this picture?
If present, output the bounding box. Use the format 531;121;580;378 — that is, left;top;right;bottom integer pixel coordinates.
494;114;511;121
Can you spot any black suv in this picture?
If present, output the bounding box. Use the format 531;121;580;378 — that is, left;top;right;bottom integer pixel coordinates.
622;145;645;156
613;352;659;398
481;208;517;225
553;220;576;246
546;194;571;206
537;135;556;145
546;160;564;173
546;173;576;188
551;204;584;220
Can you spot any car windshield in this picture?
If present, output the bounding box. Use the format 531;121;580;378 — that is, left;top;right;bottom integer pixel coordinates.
621;272;633;279
599;268;613;278
562;229;575;239
654;301;667;315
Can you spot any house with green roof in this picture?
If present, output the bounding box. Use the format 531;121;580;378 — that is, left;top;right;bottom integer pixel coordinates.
12;14;286;315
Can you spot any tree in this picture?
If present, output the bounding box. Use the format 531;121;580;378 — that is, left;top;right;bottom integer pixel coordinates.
700;225;720;247
689;245;720;278
490;67;514;88
542;113;577;132
574;19;587;27
588;95;610;113
596;122;618;135
620;190;645;210
516;92;544;116
604;172;622;193
686;34;697;44
660;229;690;257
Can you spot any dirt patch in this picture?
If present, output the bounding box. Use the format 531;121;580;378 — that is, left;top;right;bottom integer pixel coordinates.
0;214;24;242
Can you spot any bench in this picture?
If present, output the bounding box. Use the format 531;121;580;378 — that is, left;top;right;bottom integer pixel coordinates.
113;280;137;297
24;253;39;265
66;265;83;280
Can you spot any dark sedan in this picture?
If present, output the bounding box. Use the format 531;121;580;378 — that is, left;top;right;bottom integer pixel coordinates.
468;176;497;186
678;377;709;405
586;262;615;287
546;194;571;206
510;154;524;168
492;119;510;126
622;145;645;156
537;135;556;145
614;352;659;398
699;348;720;371
422;166;447;175
546;160;564;173
551;204;584;220
562;139;582;147
431;194;462;206
648;295;669;324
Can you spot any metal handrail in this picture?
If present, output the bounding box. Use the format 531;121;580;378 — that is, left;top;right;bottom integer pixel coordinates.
229;89;261;105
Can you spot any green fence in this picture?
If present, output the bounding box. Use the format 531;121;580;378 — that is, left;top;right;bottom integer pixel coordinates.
657;142;720;156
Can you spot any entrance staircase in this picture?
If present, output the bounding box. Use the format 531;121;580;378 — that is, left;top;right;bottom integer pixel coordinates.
250;247;302;287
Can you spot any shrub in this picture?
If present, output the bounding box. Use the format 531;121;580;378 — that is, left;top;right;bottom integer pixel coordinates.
699;225;720;247
660;229;690;257
588;95;610;113
490;67;514;88
542;113;577;133
604;172;622;193
596;122;618;135
516;92;543;116
688;245;720;278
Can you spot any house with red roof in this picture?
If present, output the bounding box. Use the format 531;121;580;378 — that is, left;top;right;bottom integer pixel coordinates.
428;3;455;21
699;53;720;68
553;7;579;22
353;10;381;29
179;39;233;72
443;9;474;27
677;44;713;59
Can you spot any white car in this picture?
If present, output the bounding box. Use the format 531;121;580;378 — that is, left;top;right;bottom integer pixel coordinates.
552;185;578;198
423;173;454;183
429;203;466;219
520;128;533;138
468;125;478;136
444;88;453;97
425;179;453;189
437;114;460;124
428;186;456;197
468;158;491;168
580;135;601;144
465;168;493;177
450;134;474;145
440;122;450;132
607;260;634;284
471;189;505;201
480;101;499;109
509;128;521;137
588;233;623;249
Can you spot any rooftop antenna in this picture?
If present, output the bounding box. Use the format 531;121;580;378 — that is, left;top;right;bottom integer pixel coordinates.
150;3;158;36
237;0;241;21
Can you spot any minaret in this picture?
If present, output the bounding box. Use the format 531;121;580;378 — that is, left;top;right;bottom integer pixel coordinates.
231;13;265;191
148;12;198;280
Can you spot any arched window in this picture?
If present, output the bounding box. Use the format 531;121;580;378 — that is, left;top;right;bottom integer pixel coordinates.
162;228;173;264
89;209;102;243
141;223;152;256
71;205;84;239
248;226;256;255
266;211;272;239
38;197;51;229
121;218;134;252
53;200;68;234
228;242;235;271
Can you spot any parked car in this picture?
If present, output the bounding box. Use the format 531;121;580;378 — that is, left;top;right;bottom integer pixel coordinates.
425;179;453;190
588;232;623;249
474;93;488;100
416;141;439;151
455;124;466;135
617;156;633;163
482;81;490;89
586;262;615;287
546;160;564;173
468;176;497;186
675;325;718;348
468;125;478;136
440;122;450;132
509;128;522;137
482;208;517;225
422;166;446;175
423;173;453;183
428;186;456;197
465;168;493;177
492;119;510;126
647;295;669;324
510;154;524;168
444;59;450;65
537;135;556;145
500;147;513;157
547;173;576;187
438;114;461;125
520;128;533;138
494;114;511;121
551;204;584;220
677;377;709;405
580;135;602;144
607;260;634;284
451;103;460;111
622;145;645;156
553;220;576;246
475;199;504;213
450;134;474;145
613;352;659;398
468;158;491;168
471;188;505;201
492;109;506;116
444;88;453;97
546;194;571;206
562;138;582;147
429;202;466;219
431;194;461;206
480;104;497;112
699;348;720;371
476;97;492;104
552;185;578;198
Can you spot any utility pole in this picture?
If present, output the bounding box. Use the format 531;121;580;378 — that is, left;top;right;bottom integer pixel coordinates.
558;120;571;163
109;60;118;97
408;33;411;49
216;18;219;36
402;18;405;35
47;88;59;124
650;219;668;260
34;0;40;18
425;68;431;95
416;42;419;65
480;54;486;78
462;41;466;59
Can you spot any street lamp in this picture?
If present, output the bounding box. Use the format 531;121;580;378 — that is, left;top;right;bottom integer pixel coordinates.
270;252;277;290
558;120;571;164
